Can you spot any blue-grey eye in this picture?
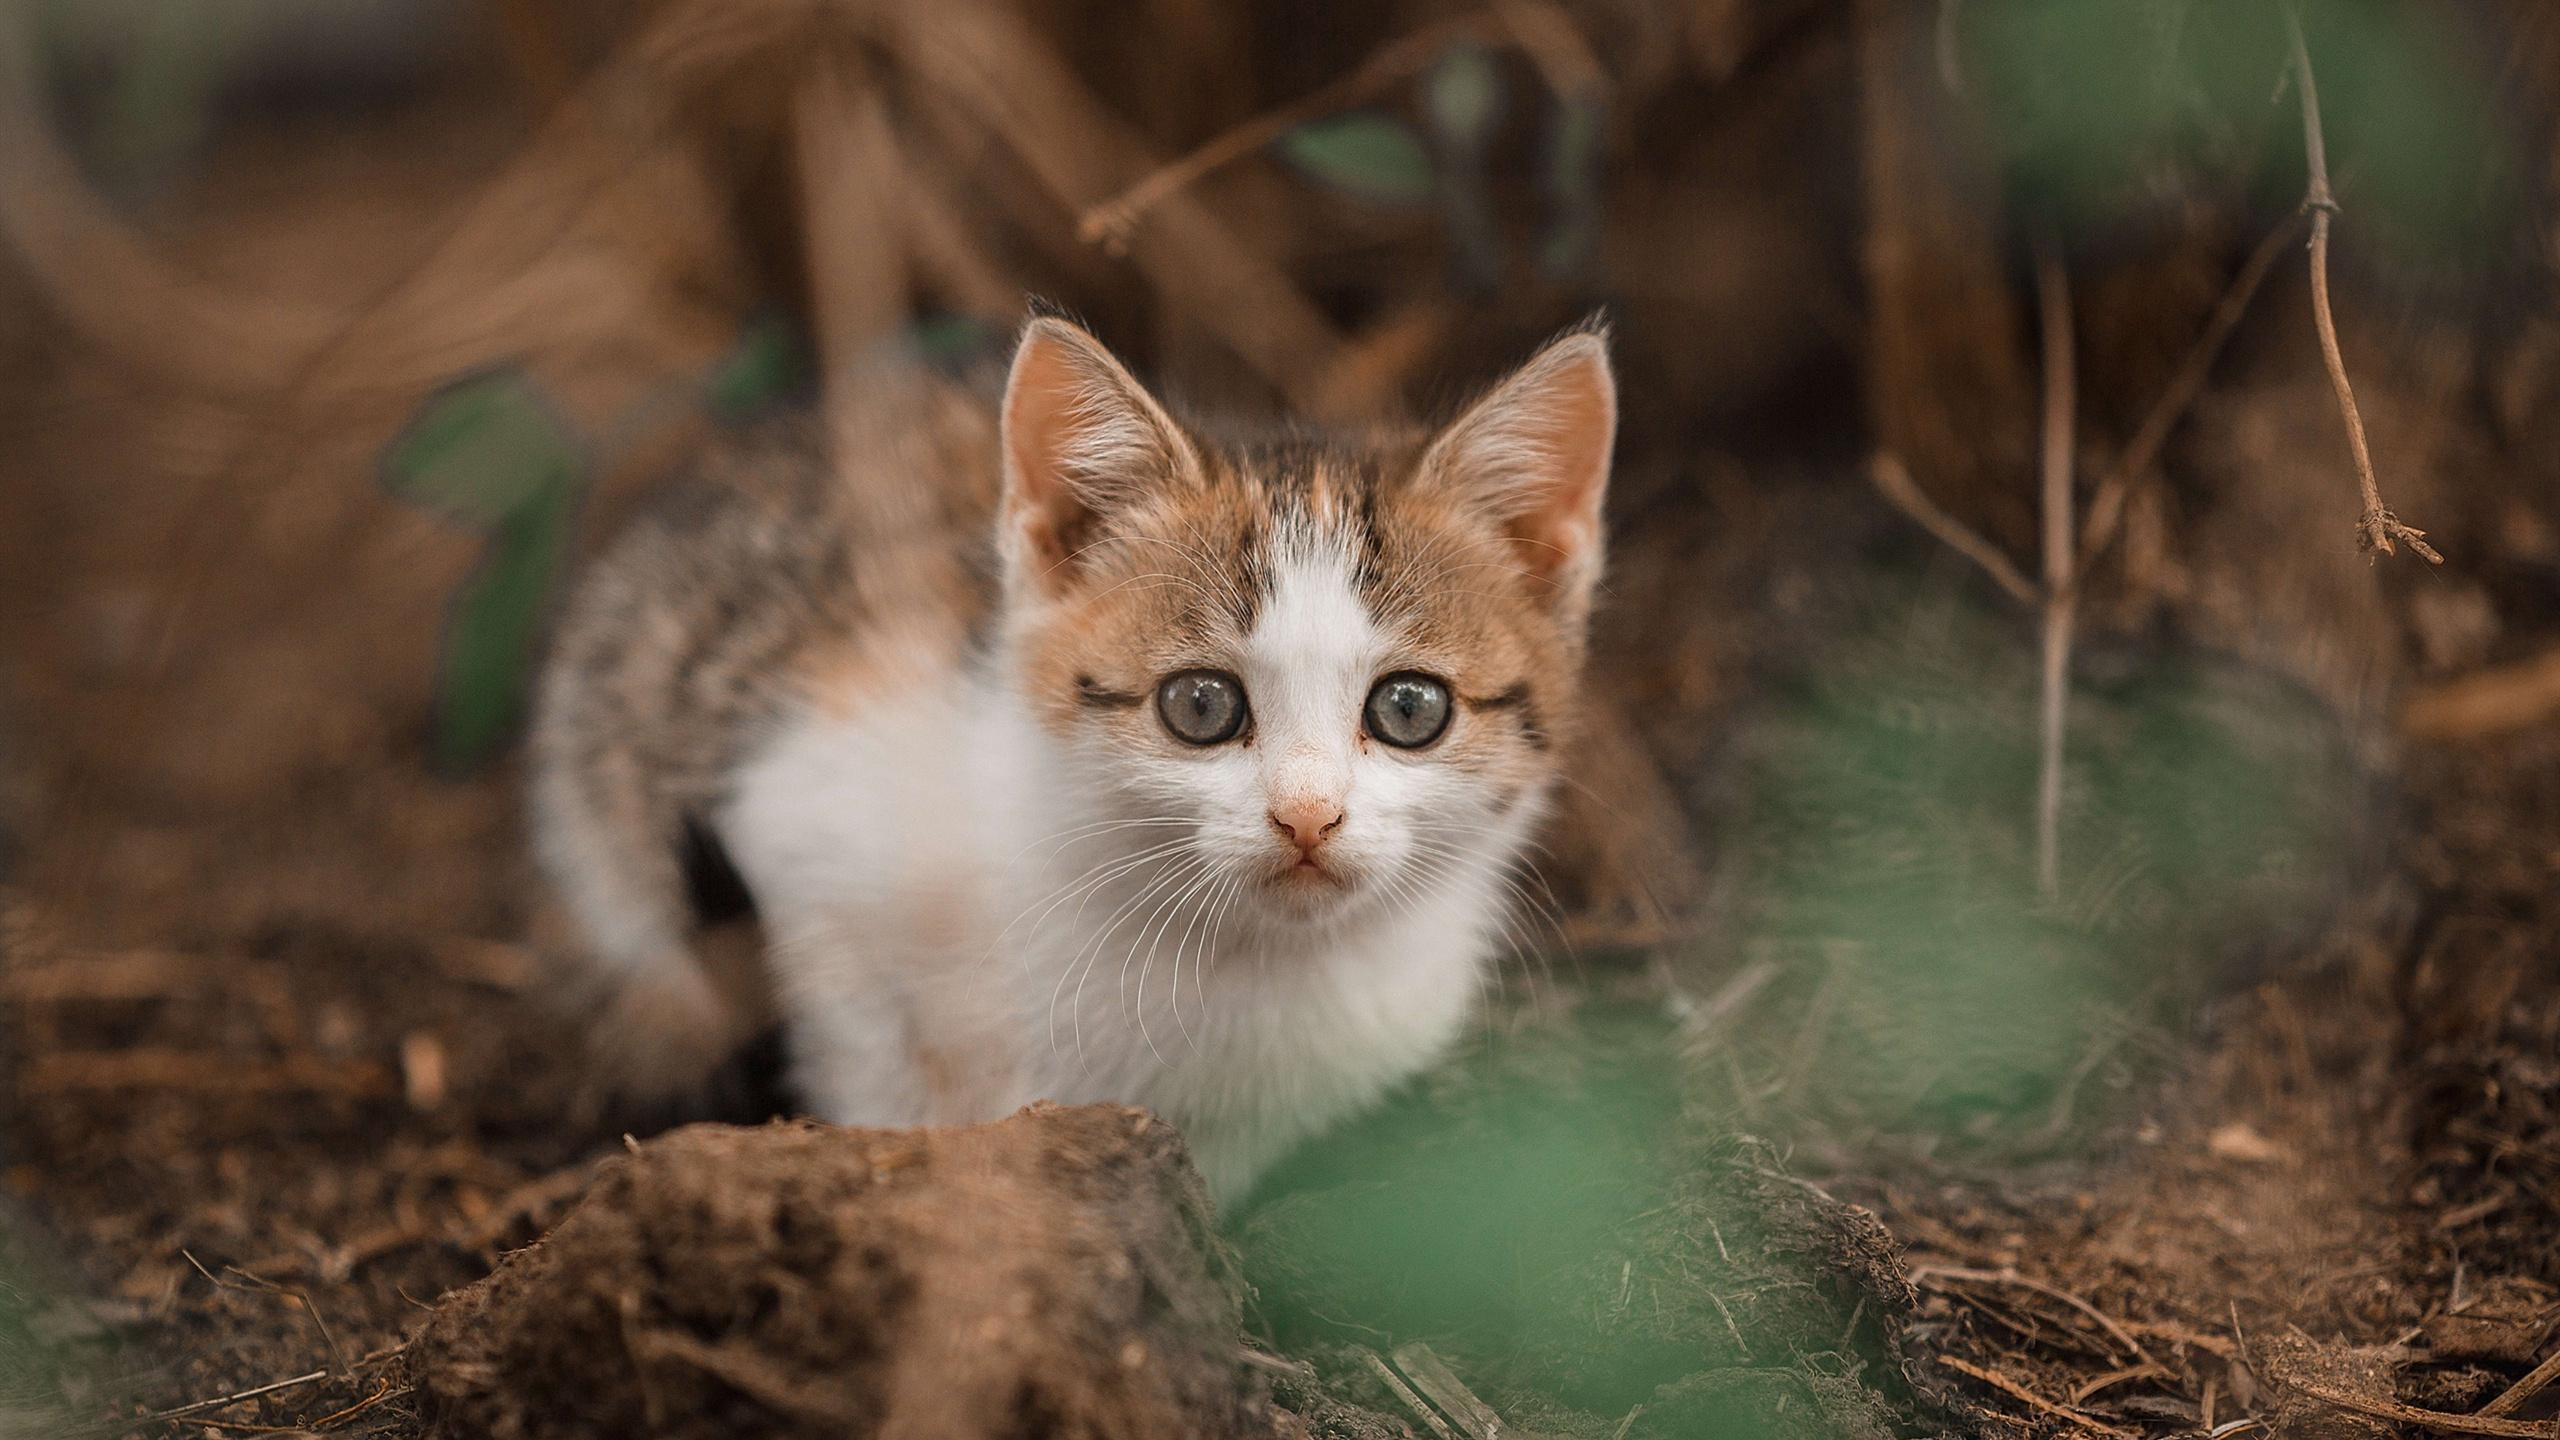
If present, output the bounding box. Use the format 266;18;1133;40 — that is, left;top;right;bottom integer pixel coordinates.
1157;670;1247;745
1365;672;1451;748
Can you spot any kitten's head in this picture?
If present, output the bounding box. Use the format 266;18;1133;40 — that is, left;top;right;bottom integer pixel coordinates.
995;317;1613;925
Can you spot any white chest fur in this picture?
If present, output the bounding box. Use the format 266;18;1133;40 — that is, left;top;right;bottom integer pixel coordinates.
718;670;1528;1204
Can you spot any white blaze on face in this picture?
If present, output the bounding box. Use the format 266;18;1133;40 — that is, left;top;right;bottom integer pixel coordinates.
1243;532;1376;831
1223;521;1480;916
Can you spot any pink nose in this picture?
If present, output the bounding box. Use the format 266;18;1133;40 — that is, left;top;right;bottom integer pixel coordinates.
1268;800;1344;854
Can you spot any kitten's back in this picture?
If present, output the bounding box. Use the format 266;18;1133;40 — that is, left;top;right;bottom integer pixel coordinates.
528;369;999;1104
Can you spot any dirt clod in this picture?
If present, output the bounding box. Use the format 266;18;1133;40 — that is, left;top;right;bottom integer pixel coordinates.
412;1104;1275;1440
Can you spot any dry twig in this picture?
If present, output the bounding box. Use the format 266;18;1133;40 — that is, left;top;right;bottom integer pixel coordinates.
138;1371;330;1426
1868;452;2038;605
1910;1265;2160;1370
1352;1346;1458;1439
1077;16;1493;251
1941;1354;2133;1438
2402;647;2560;740
2076;212;2304;576
2032;236;2075;900
2479;1348;2560;1421
217;1265;350;1377
2284;5;2440;564
1076;3;1603;251
1391;1343;1511;1440
2286;1376;2558;1438
894;0;1348;403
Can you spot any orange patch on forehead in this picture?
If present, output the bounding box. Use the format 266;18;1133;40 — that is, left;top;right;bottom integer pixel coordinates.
1008;423;1584;763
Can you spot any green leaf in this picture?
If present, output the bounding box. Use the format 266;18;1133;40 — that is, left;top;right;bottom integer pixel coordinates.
1424;42;1504;150
705;317;813;420
1278;113;1435;206
907;313;1001;368
432;484;573;775
383;371;582;529
382;369;584;773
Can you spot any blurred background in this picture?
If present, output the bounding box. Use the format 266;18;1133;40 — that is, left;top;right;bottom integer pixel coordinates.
3;1;2559;1436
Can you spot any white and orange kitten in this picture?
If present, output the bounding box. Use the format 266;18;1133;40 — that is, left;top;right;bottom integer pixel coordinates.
531;316;1616;1203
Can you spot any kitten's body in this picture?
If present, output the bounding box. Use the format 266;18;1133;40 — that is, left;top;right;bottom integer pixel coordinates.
533;321;1614;1203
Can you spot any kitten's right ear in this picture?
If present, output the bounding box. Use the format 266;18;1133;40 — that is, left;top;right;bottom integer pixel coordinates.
998;317;1196;599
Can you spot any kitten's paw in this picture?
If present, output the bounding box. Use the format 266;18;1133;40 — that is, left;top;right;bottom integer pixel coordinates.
570;959;753;1119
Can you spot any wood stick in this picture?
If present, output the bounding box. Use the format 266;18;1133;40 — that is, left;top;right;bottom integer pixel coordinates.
139;1370;328;1425
893;0;1348;405
1391;1343;1510;1440
2402;647;2560;741
2288;1376;2557;1438
2284;5;2440;564
1869;452;2039;606
2478;1348;2560;1420
1076;16;1491;250
1352;1347;1457;1439
1910;1265;2160;1370
1941;1355;2133;1438
2076;212;2303;577
793;68;912;394
2033;236;2076;900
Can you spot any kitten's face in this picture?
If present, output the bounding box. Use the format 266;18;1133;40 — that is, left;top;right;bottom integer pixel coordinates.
996;320;1613;927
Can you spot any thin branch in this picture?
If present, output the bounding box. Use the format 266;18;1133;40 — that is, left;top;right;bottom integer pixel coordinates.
139;1371;330;1425
894;0;1348;405
1911;1265;2161;1371
2285;5;2441;564
1075;3;1604;252
221;1265;350;1377
2034;235;2076;901
1077;17;1491;250
2402;645;2560;740
1868;452;2039;606
2076;212;2304;577
2286;1376;2558;1438
1941;1355;2133;1438
1352;1347;1458;1440
2478;1348;2560;1420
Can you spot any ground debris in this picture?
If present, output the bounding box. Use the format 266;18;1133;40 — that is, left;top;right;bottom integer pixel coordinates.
410;1105;1278;1440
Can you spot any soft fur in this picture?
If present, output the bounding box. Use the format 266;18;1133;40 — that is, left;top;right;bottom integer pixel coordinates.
531;317;1616;1203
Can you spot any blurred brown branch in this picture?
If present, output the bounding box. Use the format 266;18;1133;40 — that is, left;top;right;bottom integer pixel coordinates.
2402;647;2560;741
1076;2;1605;254
893;0;1349;403
2032;236;2074;901
1077;15;1493;254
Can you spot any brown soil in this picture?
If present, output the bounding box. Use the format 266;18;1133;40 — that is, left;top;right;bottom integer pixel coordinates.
412;1107;1270;1440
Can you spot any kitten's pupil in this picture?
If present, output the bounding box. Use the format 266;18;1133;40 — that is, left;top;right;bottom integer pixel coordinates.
1366;673;1452;748
1157;669;1247;745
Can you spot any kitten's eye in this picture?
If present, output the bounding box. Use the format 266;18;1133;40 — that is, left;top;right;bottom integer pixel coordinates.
1364;672;1452;749
1156;670;1248;745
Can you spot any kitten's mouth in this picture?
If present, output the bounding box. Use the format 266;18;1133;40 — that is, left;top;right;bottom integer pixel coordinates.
1273;854;1347;889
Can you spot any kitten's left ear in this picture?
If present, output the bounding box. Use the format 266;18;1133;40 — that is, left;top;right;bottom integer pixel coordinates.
1416;328;1616;615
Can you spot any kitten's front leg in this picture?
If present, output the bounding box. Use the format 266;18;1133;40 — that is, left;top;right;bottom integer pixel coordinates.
778;959;935;1129
775;928;1032;1130
757;932;942;1132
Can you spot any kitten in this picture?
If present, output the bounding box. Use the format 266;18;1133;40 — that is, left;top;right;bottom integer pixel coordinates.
530;316;1616;1203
